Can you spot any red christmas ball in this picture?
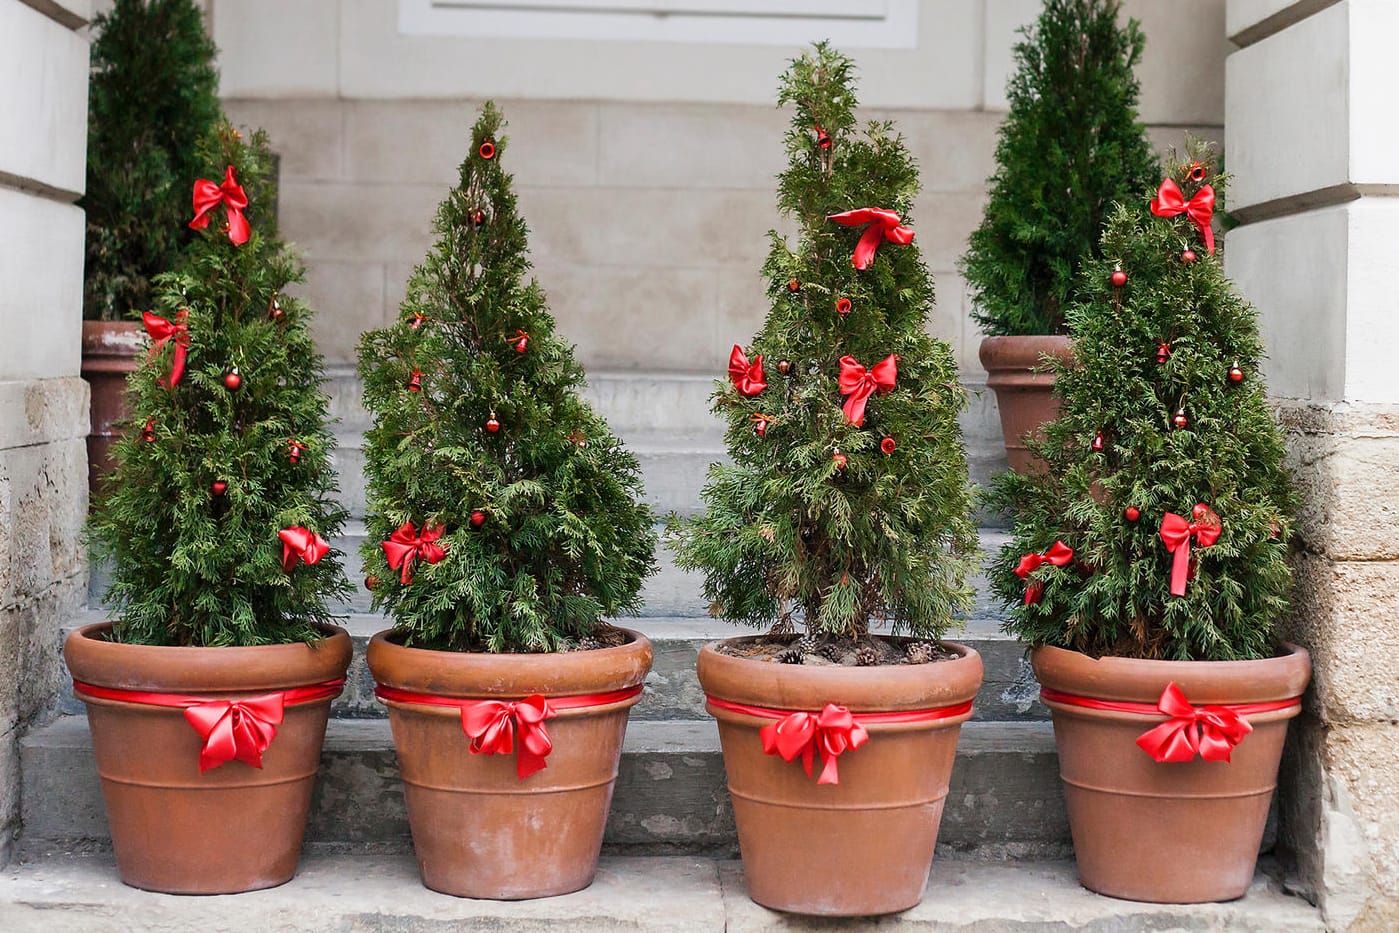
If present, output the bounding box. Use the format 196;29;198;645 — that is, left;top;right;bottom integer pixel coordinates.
406;369;423;392
1091;431;1105;452
470;209;486;227
835;297;853;316
1173;409;1189;429
1228;363;1245;383
141;419;156;443
753;418;769;438
211;480;227;496
478;140;496;160
776;359;792;375
268;296;284;321
514;335;529;353
832;452;848;471
1156;342;1171;364
410;312;427;330
223;368;242;391
364;575;379;591
815;126;832;149
1110;269;1128;288
1189;161;1207;182
1124;506;1140;522
1193;503;1212;521
485;417;501;433
470;510;486;528
787;278;801;293
880;436;897;455
1182;249;1197;264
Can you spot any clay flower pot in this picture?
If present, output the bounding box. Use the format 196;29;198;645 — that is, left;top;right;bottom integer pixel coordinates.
979;335;1073;473
1032;644;1311;903
63;622;352;894
81;320;144;501
698;639;983;916
367;628;653;899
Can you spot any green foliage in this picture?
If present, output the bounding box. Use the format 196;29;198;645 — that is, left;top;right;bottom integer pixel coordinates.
669;44;978;642
83;0;223;322
963;0;1160;336
357;103;656;654
90;122;349;646
985;143;1297;661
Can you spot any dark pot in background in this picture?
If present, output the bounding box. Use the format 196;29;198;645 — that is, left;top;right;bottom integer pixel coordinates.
81;320;144;501
980;335;1073;473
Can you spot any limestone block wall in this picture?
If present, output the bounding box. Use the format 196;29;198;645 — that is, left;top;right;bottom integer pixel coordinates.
0;0;90;864
1225;1;1399;927
208;0;1229;485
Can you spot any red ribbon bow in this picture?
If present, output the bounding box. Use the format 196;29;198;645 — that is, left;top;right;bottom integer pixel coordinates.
760;703;869;785
838;354;897;426
142;310;190;388
279;526;329;572
1159;506;1221;596
190;165;251;246
183;694;285;772
728;345;767;396
1150;179;1216;255
827;208;915;270
1135;682;1253;763
460;695;557;779
1013;541;1074;605
381;521;448;584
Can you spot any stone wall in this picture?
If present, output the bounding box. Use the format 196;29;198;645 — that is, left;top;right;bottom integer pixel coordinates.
0;0;90;864
1226;1;1399;928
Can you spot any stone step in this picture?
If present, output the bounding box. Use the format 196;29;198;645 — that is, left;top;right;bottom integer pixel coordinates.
0;851;1322;932
57;608;1045;724
22;716;1069;859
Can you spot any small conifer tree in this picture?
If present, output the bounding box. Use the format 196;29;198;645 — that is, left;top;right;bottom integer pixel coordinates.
357;104;656;654
986;145;1297;661
671;45;978;656
963;0;1160;336
90;121;349;646
84;0;223;321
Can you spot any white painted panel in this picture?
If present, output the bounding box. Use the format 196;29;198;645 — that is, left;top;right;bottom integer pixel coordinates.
1343;198;1399;403
0;0;89;195
1348;0;1399;186
0;189;84;381
213;0;339;98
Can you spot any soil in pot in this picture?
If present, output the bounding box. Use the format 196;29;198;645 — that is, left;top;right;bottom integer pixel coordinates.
367;626;653;899
699;636;983;916
63;622;352;894
979;335;1074;473
1033;644;1311;903
81;320;144;501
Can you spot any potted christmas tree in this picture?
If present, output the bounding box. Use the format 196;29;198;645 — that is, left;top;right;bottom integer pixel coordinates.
358;104;656;900
963;0;1159;471
985;144;1311;903
671;45;983;917
70;121;351;894
82;0;223;498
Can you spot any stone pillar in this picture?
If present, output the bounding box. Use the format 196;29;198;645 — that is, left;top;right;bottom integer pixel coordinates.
0;0;91;863
1225;1;1399;927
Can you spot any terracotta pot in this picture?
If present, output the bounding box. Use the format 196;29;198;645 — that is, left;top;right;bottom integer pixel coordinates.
1033;644;1311;903
81;320;144;501
698;639;983;916
63;622;352;894
979;335;1074;473
367;629;653;899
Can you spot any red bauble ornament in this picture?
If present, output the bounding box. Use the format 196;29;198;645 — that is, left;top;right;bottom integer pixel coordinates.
407;368;422;392
268;295;284;321
1110;268;1128;288
223;368;242;391
1228;362;1245;383
365;575;379;591
1188;161;1207;182
512;330;529;353
1182;249;1197;264
141;419;156;443
470;209;486;227
567;430;587;447
410;312;426;330
787;278;801;293
835;297;852;316
880;436;897;455
288;439;306;464
1156;341;1171;364
470;510;486;528
832;452;848;471
1173;409;1189;429
478;140;496;160
485;417;501;433
211;480;227;496
776;359;792;375
814;125;831;149
752;416;769;438
1124;506;1140;522
1091;431;1105;452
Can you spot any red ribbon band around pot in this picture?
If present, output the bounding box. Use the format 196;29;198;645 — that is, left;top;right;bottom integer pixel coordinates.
189;165;251;246
705;695;974;785
374;684;644;780
72;680;346;772
1150;178;1216;254
1039;682;1301;763
826;207;915;270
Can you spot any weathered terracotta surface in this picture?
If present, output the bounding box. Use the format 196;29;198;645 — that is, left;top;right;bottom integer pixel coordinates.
1033;644;1312;903
699;639;983;916
63;622;352;894
367;629;653;899
80;320;144;499
979;335;1074;473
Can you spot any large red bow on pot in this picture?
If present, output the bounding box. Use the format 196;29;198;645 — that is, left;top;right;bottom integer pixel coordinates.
1159;505;1221;596
1135;682;1253;763
460;695;556;779
142;310;189;388
279;526;329;572
760;703;869;785
1150;179;1216;255
1013;541;1074;605
728;345;767;397
838;354;897;426
381;521;448;584
827;208;915;270
183;694;285;772
190;165;251;246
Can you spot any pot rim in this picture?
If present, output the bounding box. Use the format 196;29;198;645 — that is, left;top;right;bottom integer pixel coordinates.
1031;643;1311;706
978;334;1074;371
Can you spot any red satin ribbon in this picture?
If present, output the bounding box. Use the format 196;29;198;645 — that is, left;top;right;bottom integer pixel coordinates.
374;684;644;780
706;695;974;786
1040;684;1300;763
838;354;897;426
1013;541;1074;606
73;679;345;772
827;208;915;270
279;526;330;572
381;521;448;584
1150;179;1216;255
1159;506;1221;596
728;345;767;396
190;165;251;246
142;310;189;388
